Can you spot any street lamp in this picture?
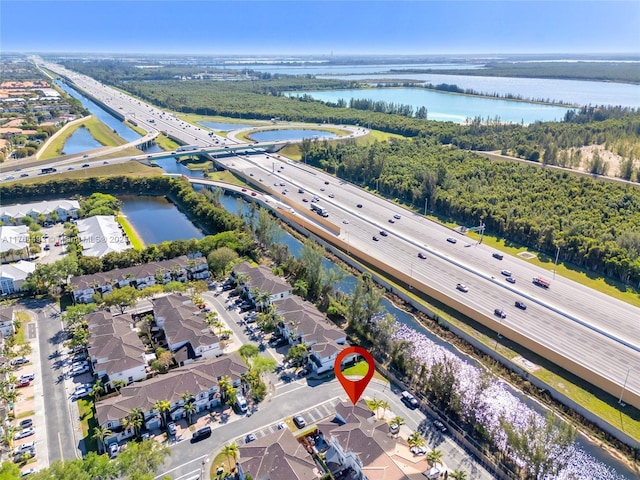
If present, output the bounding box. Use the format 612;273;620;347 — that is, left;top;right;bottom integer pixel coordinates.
553;246;560;280
424;198;428;216
618;368;631;406
375;178;379;191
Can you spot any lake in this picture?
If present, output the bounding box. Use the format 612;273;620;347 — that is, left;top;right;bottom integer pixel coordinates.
118;195;204;244
319;72;640;109
292;88;570;124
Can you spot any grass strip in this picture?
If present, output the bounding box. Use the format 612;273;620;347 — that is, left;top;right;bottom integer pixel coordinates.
116;214;145;250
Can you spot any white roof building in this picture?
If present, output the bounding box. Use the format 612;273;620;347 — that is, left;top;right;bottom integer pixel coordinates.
0;260;36;295
0;225;29;261
0;199;80;225
77;216;130;258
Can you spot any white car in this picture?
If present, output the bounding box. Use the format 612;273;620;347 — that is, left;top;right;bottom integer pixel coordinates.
70;364;91;376
73;385;92;399
410;445;427;455
501;269;512;277
14;427;35;440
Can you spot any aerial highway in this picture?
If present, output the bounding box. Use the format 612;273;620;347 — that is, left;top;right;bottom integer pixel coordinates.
12;60;640;409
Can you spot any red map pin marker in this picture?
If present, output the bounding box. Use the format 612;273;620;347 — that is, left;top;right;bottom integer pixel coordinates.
334;346;375;405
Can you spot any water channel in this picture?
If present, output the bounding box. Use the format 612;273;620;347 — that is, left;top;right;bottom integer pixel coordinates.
249;129;337;142
60;126;103;155
64;71;634;479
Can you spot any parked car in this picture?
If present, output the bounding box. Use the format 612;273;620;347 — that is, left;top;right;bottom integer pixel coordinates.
18;419;33;429
276;421;287;430
293;415;307;429
410;445;427;455
21;468;36;477
14;427;35;440
108;443;119;458
70;364;91;376
389;422;400;434
167;422;177;436
11;356;29;366
245;433;257;443
19;373;35;382
14;442;35;455
73;385;92;399
15;379;30;388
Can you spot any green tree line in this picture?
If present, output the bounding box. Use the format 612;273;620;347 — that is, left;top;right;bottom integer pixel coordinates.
302;137;640;285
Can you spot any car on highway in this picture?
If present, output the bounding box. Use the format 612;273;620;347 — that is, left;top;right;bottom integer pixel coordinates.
14;427;35;440
494;308;507;319
293;415;307;429
506;276;516;284
328;193;335;198
342;219;349;224
501;269;512;277
379;230;388;237
103;161;109;164
5;176;15;180
393;214;401;220
251;192;257;197
67;167;74;171
388;218;395;223
324;181;330;185
82;164;90;168
302;198;309;202
456;283;469;292
446;237;457;244
372;236;379;242
417;252;427;259
356;203;363;208
20;173;29;178
515;301;527;310
492;253;504;260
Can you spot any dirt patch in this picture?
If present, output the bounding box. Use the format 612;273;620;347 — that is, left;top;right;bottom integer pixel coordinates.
518;251;537;260
576;145;624;177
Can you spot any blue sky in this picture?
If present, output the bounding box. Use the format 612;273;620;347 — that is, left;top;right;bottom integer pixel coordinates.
2;1;639;55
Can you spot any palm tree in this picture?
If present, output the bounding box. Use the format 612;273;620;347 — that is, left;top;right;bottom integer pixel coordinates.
449;470;467;480
377;399;390;420
92;378;104;400
123;409;143;438
369;397;383;417
293;279;308;298
390;416;405;429
112;379;127;393
154;400;171;428
184;402;197;426
92;425;112;453
221;443;239;472
427;449;443;468
407;431;426;449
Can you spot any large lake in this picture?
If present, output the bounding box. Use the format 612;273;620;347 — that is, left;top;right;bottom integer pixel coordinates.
319;72;640;109
292;88;570;124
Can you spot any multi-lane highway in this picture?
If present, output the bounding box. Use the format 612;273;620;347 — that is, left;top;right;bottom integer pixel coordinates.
10;60;640;409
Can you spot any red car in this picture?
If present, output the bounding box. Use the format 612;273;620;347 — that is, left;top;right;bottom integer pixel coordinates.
54;241;61;247
16;380;31;388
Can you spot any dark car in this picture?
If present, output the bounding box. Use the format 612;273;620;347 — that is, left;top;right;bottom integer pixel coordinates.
418;252;427;259
492;253;504;260
515;301;527;310
494;308;507;319
293;415;307;429
379;230;388;237
19;419;33;429
191;426;212;443
372;236;379;242
356;204;363;208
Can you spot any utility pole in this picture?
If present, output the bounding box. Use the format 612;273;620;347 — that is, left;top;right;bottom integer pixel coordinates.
618;368;631;406
424;198;428;216
553;246;560;280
